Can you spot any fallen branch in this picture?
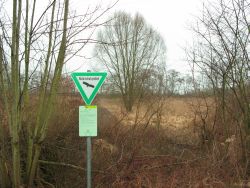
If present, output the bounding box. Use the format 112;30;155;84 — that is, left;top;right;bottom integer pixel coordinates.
38;160;105;174
135;156;207;171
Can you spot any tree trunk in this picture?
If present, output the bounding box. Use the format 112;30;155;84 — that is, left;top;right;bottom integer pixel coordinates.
27;0;69;186
0;118;10;188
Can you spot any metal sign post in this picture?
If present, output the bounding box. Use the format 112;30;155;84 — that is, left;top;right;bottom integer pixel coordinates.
86;137;91;188
79;105;97;188
71;72;107;188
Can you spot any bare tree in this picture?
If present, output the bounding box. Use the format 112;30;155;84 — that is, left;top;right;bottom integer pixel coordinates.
94;11;166;112
0;0;116;187
165;69;184;95
187;0;250;163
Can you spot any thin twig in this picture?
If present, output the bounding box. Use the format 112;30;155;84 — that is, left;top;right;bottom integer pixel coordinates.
38;160;105;174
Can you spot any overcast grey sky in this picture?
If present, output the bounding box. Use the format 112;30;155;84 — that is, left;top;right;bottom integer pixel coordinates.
65;0;204;74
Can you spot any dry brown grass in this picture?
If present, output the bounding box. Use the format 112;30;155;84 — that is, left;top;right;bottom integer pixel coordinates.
7;94;246;187
97;96;206;146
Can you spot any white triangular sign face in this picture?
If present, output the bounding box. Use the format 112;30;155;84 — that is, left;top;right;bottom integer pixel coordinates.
71;72;107;105
77;76;102;98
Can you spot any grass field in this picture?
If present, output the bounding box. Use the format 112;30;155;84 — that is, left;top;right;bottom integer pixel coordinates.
2;94;242;187
42;95;237;187
97;96;212;146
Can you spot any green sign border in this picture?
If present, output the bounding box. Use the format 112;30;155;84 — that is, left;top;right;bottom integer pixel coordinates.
71;72;107;105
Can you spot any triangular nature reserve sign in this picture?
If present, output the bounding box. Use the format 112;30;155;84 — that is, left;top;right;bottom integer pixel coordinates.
71;72;107;105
